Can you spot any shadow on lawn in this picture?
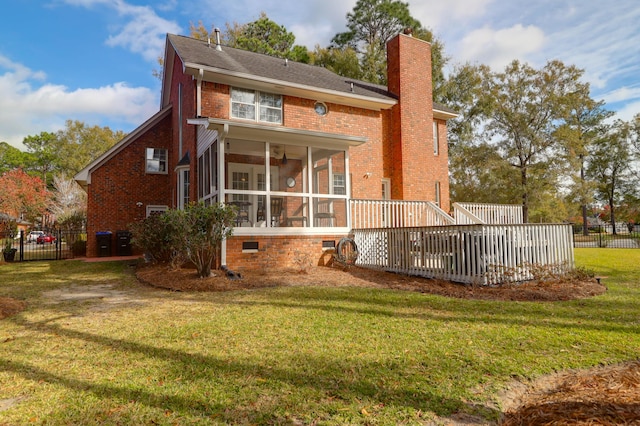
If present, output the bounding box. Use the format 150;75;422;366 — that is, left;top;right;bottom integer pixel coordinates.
4;316;500;423
203;287;640;336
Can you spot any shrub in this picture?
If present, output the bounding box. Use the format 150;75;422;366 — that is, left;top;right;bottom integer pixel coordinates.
130;203;237;277
130;213;177;264
162;202;236;278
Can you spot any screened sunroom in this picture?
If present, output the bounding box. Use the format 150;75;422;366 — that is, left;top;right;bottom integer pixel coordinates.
189;119;366;235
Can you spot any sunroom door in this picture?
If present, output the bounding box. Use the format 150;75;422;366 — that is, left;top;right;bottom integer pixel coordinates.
228;163;279;226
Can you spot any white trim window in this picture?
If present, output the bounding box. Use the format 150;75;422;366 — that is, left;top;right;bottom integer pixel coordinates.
177;168;190;209
146;148;168;174
231;88;282;124
433;121;439;156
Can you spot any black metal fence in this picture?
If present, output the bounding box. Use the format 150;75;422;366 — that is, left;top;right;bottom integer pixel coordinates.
572;224;640;248
1;230;86;263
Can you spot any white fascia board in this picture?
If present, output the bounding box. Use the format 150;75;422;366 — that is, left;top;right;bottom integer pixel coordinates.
433;108;458;120
204;118;367;149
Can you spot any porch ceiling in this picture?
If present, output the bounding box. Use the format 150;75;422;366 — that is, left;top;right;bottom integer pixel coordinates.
188;118;368;149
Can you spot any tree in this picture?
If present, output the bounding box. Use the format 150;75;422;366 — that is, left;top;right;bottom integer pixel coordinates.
0;142;31;175
331;0;446;87
310;45;363;80
631;113;640;157
485;60;584;222
51;174;87;230
586;120;635;234
439;63;495;204
439;63;502;204
190;13;310;62
55;120;125;177
22;131;58;188
554;85;613;234
448;141;519;204
0;169;49;223
50;174;87;250
439;63;493;149
235;13;295;58
332;0;420;51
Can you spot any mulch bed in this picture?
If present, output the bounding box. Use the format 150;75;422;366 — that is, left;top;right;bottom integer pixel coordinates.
500;360;640;425
134;263;607;302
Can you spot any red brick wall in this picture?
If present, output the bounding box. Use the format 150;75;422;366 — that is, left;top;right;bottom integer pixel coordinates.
201;82;230;119
434;119;451;211
169;56;198;204
85;114;173;257
200;88;387;201
226;234;345;272
386;34;450;209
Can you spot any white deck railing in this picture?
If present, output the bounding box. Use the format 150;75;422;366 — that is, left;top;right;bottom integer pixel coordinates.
352;223;574;285
350;199;454;229
453;202;524;225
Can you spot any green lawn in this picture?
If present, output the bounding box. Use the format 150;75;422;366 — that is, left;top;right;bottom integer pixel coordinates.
1;249;639;425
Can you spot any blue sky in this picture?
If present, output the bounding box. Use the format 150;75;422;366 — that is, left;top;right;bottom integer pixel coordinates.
2;0;639;150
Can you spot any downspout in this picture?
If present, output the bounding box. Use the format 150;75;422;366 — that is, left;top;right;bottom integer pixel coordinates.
196;68;204;117
178;83;183;157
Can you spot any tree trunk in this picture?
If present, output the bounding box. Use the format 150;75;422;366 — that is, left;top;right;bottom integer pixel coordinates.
609;196;617;236
580;162;589;236
521;167;529;223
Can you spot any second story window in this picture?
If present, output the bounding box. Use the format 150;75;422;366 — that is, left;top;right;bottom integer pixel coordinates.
433;120;439;156
231;88;282;124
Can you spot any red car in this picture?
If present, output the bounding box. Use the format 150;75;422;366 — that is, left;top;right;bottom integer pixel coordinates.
37;234;56;244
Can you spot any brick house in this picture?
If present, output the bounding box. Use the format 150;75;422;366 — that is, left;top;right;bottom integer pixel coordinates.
75;31;457;269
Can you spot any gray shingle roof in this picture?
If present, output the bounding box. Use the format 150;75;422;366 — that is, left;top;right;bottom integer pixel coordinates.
168;34;393;101
167;33;455;113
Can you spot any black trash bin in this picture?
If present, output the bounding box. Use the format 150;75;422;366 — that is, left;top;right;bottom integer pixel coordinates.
116;230;132;256
96;231;112;257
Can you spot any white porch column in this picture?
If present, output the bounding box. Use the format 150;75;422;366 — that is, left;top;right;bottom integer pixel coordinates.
218;133;227;266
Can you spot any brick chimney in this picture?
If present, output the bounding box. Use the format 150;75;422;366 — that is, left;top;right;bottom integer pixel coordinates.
387;33;448;207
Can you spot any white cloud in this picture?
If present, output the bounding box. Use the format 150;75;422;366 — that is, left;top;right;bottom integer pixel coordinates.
457;24;545;70
0;54;47;82
613;100;640;122
63;0;182;62
0;56;157;149
410;0;493;31
601;85;640;105
286;0;357;47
